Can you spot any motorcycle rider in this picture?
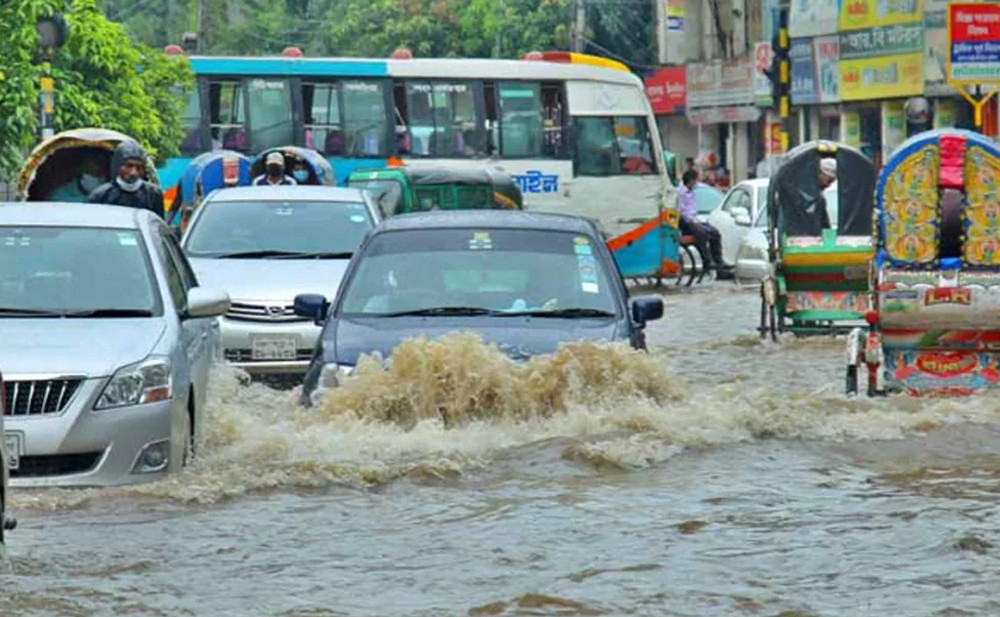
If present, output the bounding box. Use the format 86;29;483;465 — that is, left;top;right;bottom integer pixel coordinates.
86;140;164;218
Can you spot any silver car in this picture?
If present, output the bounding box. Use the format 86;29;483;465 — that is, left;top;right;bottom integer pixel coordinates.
1;371;12;542
0;204;230;487
733;182;838;286
180;186;381;376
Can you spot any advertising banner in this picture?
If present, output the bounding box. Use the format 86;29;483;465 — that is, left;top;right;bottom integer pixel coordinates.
839;23;924;100
881;100;906;161
948;3;1000;84
814;35;841;102
789;0;839;37
644;67;686;115
790;38;819;104
842;111;861;148
839;0;923;32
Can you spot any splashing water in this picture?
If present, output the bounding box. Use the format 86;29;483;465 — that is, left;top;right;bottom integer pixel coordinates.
10;331;1000;510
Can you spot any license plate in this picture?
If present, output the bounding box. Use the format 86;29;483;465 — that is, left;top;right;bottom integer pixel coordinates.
4;432;22;471
250;336;297;361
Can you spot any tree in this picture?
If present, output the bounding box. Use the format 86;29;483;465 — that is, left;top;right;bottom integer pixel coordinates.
0;0;193;178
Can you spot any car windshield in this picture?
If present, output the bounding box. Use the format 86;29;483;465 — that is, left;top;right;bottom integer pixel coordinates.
0;226;160;316
695;183;724;214
338;228;620;316
184;200;374;258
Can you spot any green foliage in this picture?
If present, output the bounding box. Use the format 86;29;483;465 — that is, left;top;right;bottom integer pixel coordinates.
0;0;192;178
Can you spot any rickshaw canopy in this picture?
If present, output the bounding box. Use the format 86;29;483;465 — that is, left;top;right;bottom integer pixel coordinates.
876;128;1000;270
179;150;252;206
250;146;335;186
767;140;875;239
16;128;159;201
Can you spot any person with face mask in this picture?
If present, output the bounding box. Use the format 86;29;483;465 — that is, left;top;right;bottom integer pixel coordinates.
253;152;297;186
86;140;165;218
48;158;107;202
290;159;312;184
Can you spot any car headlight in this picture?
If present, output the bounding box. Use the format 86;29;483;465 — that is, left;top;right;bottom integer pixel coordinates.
95;356;172;410
319;363;354;389
736;244;767;262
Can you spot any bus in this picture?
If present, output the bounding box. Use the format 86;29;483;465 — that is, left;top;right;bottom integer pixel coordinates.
164;51;681;279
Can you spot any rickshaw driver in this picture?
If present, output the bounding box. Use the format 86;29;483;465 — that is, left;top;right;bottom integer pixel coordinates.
86;140;165;218
678;170;724;271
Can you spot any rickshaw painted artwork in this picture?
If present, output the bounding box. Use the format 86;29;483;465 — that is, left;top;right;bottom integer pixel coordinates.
847;129;1000;397
880;143;939;266
962;144;1000;267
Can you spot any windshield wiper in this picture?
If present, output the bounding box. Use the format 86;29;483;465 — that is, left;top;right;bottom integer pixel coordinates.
0;307;69;317
500;308;617;318
209;250;304;259
381;306;502;317
269;251;354;260
62;308;155;318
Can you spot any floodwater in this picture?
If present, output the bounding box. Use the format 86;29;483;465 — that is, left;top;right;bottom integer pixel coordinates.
3;283;1000;617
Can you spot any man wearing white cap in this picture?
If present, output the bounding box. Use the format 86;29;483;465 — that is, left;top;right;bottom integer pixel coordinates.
816;157;837;229
253;151;297;186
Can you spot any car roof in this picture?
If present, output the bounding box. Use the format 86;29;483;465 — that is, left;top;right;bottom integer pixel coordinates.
374;210;601;236
738;178;771;189
0;203;147;229
204;185;368;202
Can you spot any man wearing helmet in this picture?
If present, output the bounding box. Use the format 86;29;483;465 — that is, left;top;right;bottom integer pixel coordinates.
86;140;165;218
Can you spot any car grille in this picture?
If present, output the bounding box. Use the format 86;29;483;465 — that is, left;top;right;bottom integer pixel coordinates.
224;349;314;363
225;302;307;323
10;452;103;478
3;378;82;416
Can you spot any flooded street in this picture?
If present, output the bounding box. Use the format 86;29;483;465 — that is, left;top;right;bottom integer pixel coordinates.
4;283;1000;617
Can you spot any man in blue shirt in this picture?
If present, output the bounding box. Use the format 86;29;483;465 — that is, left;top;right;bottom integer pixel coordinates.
677;170;724;271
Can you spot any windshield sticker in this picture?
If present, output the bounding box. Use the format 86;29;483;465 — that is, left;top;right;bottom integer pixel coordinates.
577;254;599;293
118;233;137;246
469;232;493;250
573;236;593;255
350;215;366;223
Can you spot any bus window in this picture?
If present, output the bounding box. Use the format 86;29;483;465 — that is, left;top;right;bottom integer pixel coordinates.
303;82;343;154
573;116;656;177
402;81;480;158
247;78;294;151
209;80;247;151
178;86;203;155
541;82;567;158
498;82;543;158
342;81;389;157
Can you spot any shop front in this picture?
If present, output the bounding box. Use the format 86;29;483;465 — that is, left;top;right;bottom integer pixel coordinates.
685;55;759;182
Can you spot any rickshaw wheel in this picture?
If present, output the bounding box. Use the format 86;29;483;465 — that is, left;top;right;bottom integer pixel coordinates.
759;281;778;341
845;364;858;396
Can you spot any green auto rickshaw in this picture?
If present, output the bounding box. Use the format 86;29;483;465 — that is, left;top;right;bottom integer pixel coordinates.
346;166;523;216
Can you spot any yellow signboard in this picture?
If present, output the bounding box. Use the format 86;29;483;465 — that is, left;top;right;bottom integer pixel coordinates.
842;111;861;148
838;0;922;31
840;52;923;100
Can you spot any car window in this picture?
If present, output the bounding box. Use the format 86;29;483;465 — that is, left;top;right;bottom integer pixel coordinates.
184;199;374;257
722;188;750;214
161;228;198;290
0;226;162;315
695;184;724;214
754;203;769;228
338;228;620;316
160;239;188;310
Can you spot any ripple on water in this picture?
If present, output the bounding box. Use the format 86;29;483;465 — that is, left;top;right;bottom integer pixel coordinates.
8;331;1000;510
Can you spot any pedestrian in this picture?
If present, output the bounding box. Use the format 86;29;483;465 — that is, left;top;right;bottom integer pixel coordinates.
86;140;164;218
677;170;724;271
253;152;297;186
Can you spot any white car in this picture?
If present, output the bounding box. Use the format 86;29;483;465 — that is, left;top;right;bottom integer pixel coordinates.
697;178;770;268
181;186;382;378
733;182;838;285
1;370;12;542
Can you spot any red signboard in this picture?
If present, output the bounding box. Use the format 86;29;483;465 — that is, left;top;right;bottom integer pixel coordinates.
950;3;1000;42
644;67;686;115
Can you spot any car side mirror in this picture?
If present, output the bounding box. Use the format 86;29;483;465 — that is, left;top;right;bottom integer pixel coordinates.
731;206;752;226
186;287;230;318
631;295;664;325
294;293;330;326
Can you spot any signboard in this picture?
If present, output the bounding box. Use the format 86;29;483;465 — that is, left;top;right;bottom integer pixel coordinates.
948;3;1000;84
839;0;923;31
790;38;818;104
842;111;861;148
814;35;841;102
754;42;774;106
789;0;839;37
644;67;686;115
685;55;755;109
934;98;958;128
667;0;685;31
881;100;906;161
839;23;924;100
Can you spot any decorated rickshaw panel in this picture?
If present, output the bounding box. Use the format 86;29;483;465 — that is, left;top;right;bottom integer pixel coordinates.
962;144;1000;267
879;143;940;266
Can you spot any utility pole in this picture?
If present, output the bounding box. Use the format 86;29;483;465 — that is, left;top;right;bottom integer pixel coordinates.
655;0;666;64
764;6;790;169
166;0;176;46
197;0;208;53
573;0;586;52
494;0;504;57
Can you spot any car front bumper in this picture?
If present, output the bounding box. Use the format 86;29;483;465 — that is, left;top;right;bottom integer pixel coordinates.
220;316;320;376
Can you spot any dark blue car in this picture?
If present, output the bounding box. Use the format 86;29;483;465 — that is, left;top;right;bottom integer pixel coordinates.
294;210;664;406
